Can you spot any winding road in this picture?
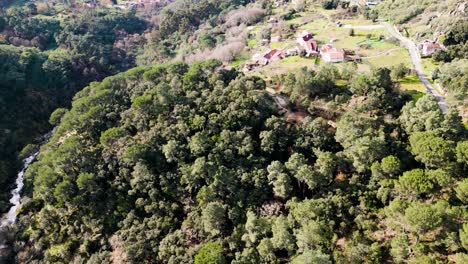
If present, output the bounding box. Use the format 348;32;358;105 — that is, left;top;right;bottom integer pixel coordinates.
382;22;448;113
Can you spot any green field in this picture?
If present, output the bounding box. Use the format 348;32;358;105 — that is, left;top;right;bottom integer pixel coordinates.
397;75;427;93
366;48;412;68
421;58;439;77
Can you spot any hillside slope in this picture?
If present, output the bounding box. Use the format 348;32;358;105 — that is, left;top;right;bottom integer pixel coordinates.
8;61;467;263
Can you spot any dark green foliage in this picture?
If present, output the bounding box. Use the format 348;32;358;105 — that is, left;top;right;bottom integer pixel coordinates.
12;61;468;264
395;169;434;199
443;20;468;46
409;131;454;168
2;8;60;49
15;61;280;262
2;3;465;262
0;7;149;214
322;0;340;10
0;45;75;213
349;68;393;96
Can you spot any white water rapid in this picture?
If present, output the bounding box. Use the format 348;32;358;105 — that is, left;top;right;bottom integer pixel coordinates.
0;151;38;229
0;151;38;251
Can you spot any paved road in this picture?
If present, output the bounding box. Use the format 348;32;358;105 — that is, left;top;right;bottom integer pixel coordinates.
382;22;448;113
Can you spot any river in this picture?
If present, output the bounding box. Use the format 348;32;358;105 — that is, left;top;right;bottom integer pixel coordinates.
0;132;50;255
0;151;39;230
0;150;41;255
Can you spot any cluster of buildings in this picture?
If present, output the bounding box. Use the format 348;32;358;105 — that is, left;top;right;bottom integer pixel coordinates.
82;0;167;10
244;30;352;72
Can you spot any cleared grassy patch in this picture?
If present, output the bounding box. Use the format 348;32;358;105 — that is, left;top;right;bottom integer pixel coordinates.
366;48;411;68
280;56;316;65
300;19;329;32
249;56;317;77
270;41;291;49
285;16;305;26
397;75;427;93
421;58;439;77
229;58;248;67
397;76;426;101
370;41;397;49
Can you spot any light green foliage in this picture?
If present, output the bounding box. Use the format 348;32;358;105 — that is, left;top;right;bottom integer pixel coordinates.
313;150;336;185
454;253;468;264
100;127;126;148
158;230;192;264
391;63;409;80
456;141;468;165
76;173;96;191
371;155;402;187
390;234;409;263
271;216;295;252
440;108;465;140
435;59;467;101
281;66;338;103
295;220;332;252
257;238;275;262
349;68;393;96
49;108;69;126
194;241;226;264
286;153;322;190
380;155;401;177
376;0;434;24
404;203;443;234
455;178;468;204
399;95;444;134
267;161;292;199
202;202;227;237
408;255;440;264
460;223;468;251
241;211;271;247
292;249;332;264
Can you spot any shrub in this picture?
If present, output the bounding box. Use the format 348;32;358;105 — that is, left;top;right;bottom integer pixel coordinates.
194;241;226;264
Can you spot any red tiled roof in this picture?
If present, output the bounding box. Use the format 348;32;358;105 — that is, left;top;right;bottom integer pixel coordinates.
320;44;334;53
327;51;345;60
425;43;443;50
320;44;345;61
264;49;279;59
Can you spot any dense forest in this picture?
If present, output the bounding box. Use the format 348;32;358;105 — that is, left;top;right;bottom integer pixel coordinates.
5;60;466;263
0;0;466;263
0;0;254;215
0;2;147;213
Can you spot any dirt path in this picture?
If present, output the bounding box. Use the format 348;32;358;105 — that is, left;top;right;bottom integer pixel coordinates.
382;22;448;113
